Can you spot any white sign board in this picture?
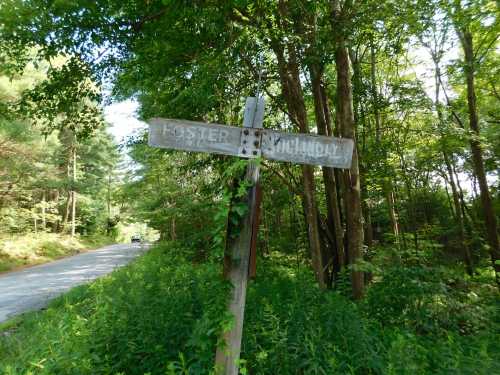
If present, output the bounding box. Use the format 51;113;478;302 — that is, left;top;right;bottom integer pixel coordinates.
148;118;353;169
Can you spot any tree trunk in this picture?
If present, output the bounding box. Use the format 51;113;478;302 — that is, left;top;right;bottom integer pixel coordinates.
273;41;327;289
71;146;77;237
62;154;71;230
54;189;60;232
459;29;500;283
433;54;474;275
350;47;374;251
171;217;177;241
370;40;381;142
309;64;346;274
363;198;374;248
453;164;474;228
400;160;420;255
335;39;364;299
443;176;455;216
444;152;474;274
384;179;400;244
107;168;111;219
41;191;46;230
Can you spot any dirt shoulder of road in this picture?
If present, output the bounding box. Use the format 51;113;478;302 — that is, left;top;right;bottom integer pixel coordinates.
0;233;115;274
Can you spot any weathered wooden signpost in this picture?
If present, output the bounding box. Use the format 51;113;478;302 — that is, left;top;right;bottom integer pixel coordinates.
148;97;353;375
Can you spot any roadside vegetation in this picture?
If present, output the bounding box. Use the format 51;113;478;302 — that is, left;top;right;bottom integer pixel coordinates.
0;1;499;374
0;233;114;273
0;242;498;374
0;53;150;273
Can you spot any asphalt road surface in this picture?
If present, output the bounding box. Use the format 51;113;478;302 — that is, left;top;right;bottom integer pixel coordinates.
0;243;148;323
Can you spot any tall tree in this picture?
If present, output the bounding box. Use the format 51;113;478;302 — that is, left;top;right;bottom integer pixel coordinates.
447;0;499;282
330;0;365;298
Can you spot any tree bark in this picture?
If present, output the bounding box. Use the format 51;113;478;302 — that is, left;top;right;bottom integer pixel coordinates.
399;152;420;255
383;179;399;245
363;194;374;248
273;41;327;289
41;191;46;230
309;64;346;274
433;53;474;275
335;40;365;299
171;217;177;241
370;40;381;142
54;189;60;232
452;163;474;228
62;155;71;230
71;146;77;237
458;28;500;283
107;168;112;218
350;46;374;251
444;151;474;274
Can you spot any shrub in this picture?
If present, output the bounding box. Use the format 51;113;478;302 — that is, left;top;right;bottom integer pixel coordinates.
242;263;383;374
1;245;498;375
364;265;498;335
0;244;229;375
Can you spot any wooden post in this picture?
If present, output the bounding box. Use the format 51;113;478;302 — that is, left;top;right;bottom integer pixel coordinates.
146;95;355;372
71;145;77;237
248;182;262;279
41;191;46;230
215;97;264;375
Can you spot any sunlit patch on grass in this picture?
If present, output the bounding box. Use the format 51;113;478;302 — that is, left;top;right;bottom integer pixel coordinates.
0;233;114;273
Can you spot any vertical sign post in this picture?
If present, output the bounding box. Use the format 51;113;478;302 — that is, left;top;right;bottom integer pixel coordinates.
147;97;353;374
214;97;265;375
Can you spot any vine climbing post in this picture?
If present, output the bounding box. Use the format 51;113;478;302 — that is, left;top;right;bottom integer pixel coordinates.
215;96;265;375
148;96;353;374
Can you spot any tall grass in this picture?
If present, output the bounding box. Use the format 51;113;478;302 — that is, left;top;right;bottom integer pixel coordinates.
0;243;498;374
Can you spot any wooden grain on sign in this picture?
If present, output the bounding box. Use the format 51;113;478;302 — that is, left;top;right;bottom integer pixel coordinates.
215;96;264;375
148;118;241;157
261;130;354;169
147;97;354;375
148;117;354;169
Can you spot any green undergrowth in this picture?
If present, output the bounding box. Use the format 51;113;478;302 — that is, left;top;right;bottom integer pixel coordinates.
0;243;498;374
0;233;114;273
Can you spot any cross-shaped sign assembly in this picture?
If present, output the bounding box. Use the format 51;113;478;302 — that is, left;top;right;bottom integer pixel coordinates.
148;97;354;375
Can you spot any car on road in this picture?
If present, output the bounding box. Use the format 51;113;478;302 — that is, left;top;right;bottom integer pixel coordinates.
131;235;142;243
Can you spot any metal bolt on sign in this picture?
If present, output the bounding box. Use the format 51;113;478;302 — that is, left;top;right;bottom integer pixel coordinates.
147;95;353;375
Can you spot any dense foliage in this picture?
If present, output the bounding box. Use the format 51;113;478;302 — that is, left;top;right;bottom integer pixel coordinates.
0;52;120;240
0;243;498;374
1;0;499;288
0;0;499;373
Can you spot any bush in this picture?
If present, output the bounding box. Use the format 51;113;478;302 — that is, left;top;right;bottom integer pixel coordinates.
1;245;498;374
0;243;229;375
242;262;383;374
364;265;498;336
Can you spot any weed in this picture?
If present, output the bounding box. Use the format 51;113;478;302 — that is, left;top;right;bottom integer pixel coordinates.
0;243;498;374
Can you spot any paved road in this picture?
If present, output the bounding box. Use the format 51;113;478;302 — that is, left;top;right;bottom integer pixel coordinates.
0;243;148;323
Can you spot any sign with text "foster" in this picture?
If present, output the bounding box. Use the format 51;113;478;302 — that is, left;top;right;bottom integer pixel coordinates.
148;118;353;169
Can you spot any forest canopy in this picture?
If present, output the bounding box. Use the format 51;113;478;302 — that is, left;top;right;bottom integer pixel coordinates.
0;0;498;372
1;0;499;288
